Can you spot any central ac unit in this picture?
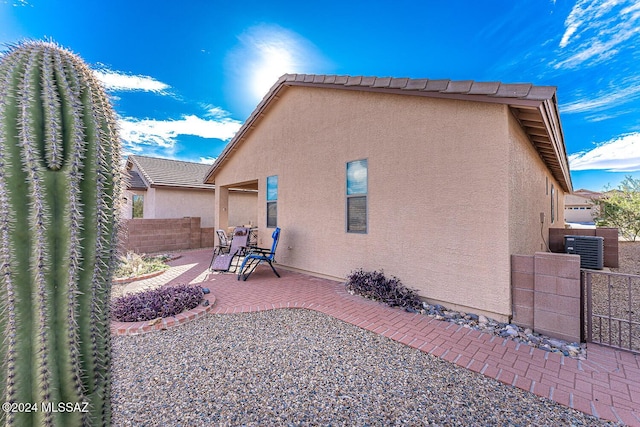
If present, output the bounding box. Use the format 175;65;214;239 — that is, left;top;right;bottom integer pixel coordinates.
564;235;604;269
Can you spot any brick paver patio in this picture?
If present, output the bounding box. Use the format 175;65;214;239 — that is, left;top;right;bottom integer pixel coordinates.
111;248;640;426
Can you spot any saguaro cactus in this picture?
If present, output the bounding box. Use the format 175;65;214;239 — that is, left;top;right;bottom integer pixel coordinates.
0;40;121;426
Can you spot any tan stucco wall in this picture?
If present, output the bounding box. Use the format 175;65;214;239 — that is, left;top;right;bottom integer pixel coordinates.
144;188;257;228
507;113;566;256
227;191;259;227
152;188;216;227
213;87;526;320
124;162;257;228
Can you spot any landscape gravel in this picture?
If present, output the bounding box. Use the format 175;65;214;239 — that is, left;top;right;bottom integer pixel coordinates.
111;309;620;427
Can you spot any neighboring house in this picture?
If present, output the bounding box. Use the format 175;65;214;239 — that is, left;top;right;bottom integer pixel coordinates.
564;189;602;225
124;155;257;228
204;74;572;322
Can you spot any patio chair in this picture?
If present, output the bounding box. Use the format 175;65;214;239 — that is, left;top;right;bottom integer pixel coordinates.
209;227;250;272
213;229;231;257
237;227;281;281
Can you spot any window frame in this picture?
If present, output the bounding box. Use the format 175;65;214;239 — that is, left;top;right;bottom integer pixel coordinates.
266;175;278;228
132;194;144;218
346;159;368;234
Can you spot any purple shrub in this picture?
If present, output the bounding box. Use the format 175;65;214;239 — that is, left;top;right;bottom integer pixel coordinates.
111;284;204;322
346;269;422;310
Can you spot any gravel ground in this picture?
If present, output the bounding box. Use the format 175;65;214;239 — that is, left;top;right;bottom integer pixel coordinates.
111;309;618;427
612;241;640;275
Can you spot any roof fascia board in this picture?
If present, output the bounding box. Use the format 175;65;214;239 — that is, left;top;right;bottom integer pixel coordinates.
539;99;573;192
150;183;215;191
283;80;545;109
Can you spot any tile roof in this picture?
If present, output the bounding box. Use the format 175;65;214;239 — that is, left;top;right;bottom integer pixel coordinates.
206;74;572;192
126;155;215;190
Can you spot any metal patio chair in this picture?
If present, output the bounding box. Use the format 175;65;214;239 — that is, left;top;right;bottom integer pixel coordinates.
237;227;281;281
209;227;250;272
213;229;231;257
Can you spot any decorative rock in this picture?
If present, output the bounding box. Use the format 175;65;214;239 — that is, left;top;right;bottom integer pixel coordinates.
546;338;565;348
397;299;587;359
407;302;586;359
111;310;605;426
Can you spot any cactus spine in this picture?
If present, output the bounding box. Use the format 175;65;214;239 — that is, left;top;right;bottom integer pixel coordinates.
0;40;121;426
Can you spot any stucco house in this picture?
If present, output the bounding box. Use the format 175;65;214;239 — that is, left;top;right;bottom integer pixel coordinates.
564;188;602;225
204;74;573;322
124;155;257;228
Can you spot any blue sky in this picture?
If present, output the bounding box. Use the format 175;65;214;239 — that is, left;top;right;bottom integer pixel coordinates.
1;0;639;191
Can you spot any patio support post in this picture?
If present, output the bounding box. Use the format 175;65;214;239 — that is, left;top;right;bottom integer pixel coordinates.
215;185;229;232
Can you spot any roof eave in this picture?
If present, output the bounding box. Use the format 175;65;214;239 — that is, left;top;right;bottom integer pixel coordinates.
150;183;215;191
205;74;573;193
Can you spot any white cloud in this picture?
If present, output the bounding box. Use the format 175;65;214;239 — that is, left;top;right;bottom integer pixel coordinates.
203;105;232;119
199;157;217;164
93;68;170;93
555;0;640;69
560;77;640;114
569;132;640;171
226;24;332;106
118;114;242;151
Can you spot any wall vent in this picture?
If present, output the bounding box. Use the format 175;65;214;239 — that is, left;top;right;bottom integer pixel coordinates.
564;235;604;270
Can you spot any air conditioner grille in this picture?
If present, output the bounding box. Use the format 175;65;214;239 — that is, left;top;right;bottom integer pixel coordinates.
564;235;604;270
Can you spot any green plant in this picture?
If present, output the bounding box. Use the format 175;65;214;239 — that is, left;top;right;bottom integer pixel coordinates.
0;41;121;426
595;176;640;241
114;252;170;279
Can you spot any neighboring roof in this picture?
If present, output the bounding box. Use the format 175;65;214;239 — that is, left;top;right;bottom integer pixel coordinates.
205;73;573;192
572;189;603;198
127;170;147;190
126;155;215;190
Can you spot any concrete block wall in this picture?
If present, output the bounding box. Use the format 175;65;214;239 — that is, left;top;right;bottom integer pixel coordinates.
549;227;618;267
511;252;582;343
121;217;213;254
511;255;535;328
201;227;215;248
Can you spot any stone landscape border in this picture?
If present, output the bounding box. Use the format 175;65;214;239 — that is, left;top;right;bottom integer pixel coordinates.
112;269;166;285
112;254;182;284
